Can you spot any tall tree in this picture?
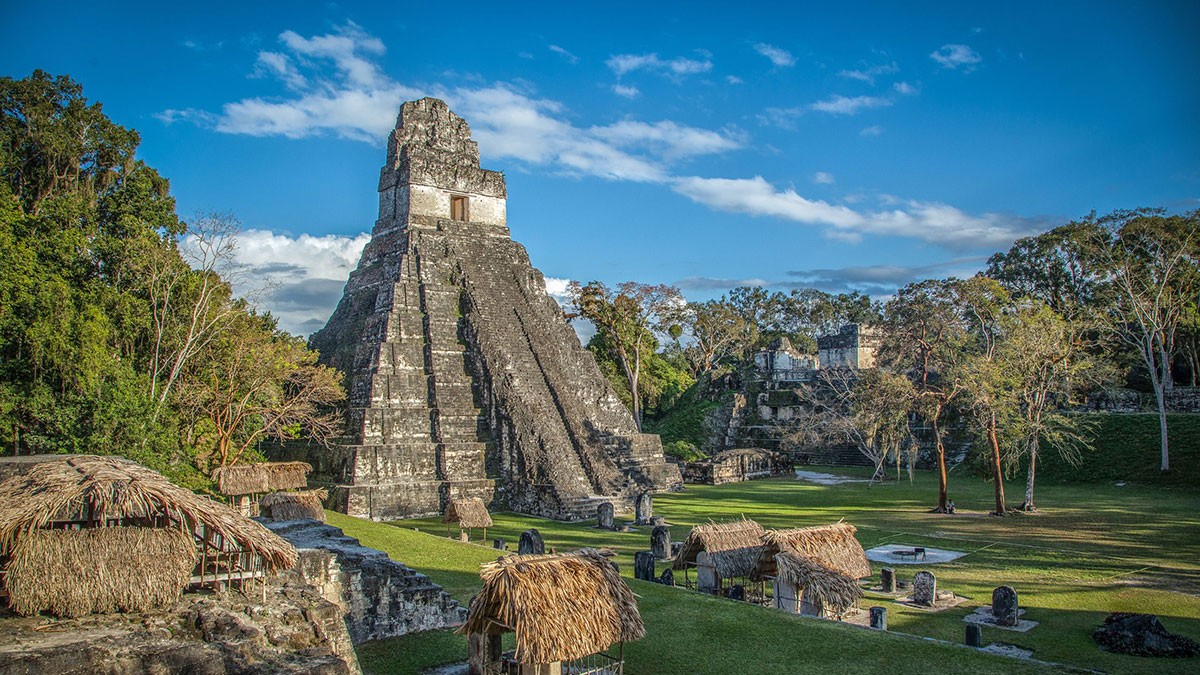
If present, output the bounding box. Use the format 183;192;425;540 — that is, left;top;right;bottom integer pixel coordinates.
954;276;1015;516
997;301;1104;510
177;311;344;469
680;297;755;376
569;281;683;429
879;279;967;512
790;367;916;482
1091;208;1200;472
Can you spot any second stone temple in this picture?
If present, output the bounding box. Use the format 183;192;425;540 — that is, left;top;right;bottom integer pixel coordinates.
281;97;682;521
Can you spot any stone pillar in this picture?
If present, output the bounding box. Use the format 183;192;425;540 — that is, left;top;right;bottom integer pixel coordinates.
912;570;936;606
634;551;656;582
518;529;545;555
799;591;824;617
651;525;671;560
773;578;798;613
459;531;470;543
992;586;1019;626
869;606;887;630
880;567;896;593
468;633;502;675
965;624;983;648
658;568;674;586
597;502;614;530
649;515;665;527
696;551;719;595
635;491;653;524
493;538;506;550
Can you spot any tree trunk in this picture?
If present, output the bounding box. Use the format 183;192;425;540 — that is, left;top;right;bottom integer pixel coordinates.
1020;440;1038;511
933;413;948;513
987;416;1006;515
1147;350;1170;472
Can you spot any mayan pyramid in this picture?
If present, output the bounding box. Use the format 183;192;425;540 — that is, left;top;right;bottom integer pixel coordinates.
283;98;682;521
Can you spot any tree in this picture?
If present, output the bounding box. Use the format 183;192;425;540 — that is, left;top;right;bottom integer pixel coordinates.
878;279;968;512
177;311;344;469
986;220;1105;318
997;302;1104;510
953;276;1015;516
0;72;343;489
1091;209;1200;472
789;367;916;482
679;297;755;376
569;281;683;429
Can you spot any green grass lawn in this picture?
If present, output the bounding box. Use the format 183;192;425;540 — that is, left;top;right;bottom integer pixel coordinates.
332;467;1200;674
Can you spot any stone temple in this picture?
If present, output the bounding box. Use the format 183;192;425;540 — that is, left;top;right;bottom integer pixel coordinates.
277;98;682;521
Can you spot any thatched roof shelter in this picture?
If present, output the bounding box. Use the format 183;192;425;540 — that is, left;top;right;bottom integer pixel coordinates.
0;455;297;617
260;489;327;522
6;527;197;617
0;455;296;569
672;518;765;579
461;549;645;665
774;552;863;616
443;497;493;529
752;521;870;581
211;461;311;496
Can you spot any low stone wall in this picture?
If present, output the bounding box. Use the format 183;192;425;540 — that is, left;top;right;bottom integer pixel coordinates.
0;558;360;675
267;519;466;643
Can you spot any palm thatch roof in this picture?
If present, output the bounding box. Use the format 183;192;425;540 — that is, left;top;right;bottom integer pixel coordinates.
0;455;296;571
672;518;765;579
210;461;312;496
461;549;644;664
774;552;863;616
752;521;870;581
260;489;327;522
6;526;197;617
443;497;493;529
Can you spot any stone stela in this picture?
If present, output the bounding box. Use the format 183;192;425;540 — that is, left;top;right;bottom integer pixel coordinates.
912;571;937;607
276;98;682;521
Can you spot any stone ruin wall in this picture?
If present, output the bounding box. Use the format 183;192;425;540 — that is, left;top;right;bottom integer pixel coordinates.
282;98;681;521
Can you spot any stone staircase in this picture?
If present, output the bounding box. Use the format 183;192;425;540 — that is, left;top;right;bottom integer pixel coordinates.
266;519;466;644
557;494;630;523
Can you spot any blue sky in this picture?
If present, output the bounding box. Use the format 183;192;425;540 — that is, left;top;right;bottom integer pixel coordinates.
4;1;1198;335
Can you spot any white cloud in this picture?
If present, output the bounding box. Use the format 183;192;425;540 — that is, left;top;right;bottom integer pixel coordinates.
813;172;835;185
548;44;579;64
543;276;572;305
279;21;387;88
605;53;712;78
893;81;918;95
672;175;1038;249
837;61;898;85
253;52;307;91
183;229;370;336
726;75;743;85
589;120;743;160
860;125;884;136
612;84;640;98
810;95;893;115
753;43;795;67
673;176;864;230
931;44;982;71
171;24;740;183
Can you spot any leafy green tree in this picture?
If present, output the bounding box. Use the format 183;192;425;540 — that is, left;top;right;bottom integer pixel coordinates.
177;311;343;469
997;301;1104;510
569;281;684;429
790;367;916;483
679;298;755;376
0;72;343;486
953;276;1017;515
878;279;968;512
1090;209;1200;472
